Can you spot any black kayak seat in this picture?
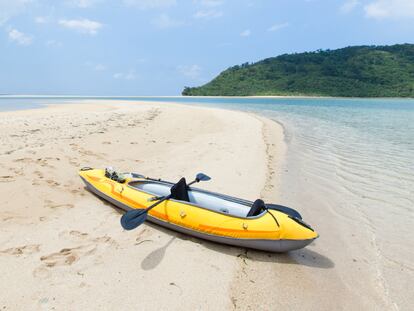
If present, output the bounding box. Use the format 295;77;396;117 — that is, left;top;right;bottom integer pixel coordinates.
266;204;302;219
247;199;266;217
247;199;303;219
170;177;190;202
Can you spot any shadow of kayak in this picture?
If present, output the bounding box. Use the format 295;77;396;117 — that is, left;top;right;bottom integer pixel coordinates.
143;222;334;269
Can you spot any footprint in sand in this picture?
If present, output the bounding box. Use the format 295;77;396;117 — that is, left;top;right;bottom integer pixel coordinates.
39;244;97;267
33;170;44;179
36;158;54;168
2;216;15;221
67;157;80;167
69;188;82;195
32;170;44;185
71;144;105;159
145;108;161;121
71;230;89;238
58;230;89;241
0;175;15;183
44;199;74;209
38;234;118;271
9;167;24;176
28;129;41;134
48;203;74;209
0;244;40;256
93;235;119;248
46;180;60;187
135;228;152;241
13;157;32;163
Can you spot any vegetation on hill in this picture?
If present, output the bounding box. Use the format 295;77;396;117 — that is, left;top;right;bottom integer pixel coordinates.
182;44;414;97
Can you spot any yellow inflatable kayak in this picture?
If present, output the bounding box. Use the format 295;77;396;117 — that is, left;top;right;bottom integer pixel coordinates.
79;167;318;252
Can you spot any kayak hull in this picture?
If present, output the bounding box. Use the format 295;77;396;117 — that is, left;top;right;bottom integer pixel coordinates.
80;169;318;252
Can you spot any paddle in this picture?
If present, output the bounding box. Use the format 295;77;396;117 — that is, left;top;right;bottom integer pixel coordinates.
120;173;211;230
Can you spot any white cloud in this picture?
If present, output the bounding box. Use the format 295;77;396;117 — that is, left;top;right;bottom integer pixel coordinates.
178;64;201;79
8;28;33;46
364;0;414;19
123;0;176;9
0;0;32;25
66;0;102;8
152;14;184;29
193;9;223;19
267;22;289;32
240;29;251;37
46;40;63;48
59;19;103;35
340;0;360;13
113;71;136;80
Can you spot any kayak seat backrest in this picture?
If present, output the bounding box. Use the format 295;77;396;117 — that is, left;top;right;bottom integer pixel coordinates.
130;181;256;218
170;177;190;202
247;199;266;217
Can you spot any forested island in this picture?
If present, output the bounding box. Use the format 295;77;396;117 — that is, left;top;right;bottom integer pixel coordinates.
182;44;414;97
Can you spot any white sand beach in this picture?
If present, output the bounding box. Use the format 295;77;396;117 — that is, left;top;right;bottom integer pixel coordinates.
0;101;280;310
0;100;409;310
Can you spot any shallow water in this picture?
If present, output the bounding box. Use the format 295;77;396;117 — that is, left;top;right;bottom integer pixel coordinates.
190;97;414;309
1;95;413;307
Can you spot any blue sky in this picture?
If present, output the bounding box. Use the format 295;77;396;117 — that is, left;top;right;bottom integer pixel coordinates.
1;0;413;95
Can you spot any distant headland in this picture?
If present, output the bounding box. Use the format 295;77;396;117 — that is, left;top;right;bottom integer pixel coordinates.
182;44;414;98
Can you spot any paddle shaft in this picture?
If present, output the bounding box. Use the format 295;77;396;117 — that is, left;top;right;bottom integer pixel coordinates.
140;194;171;216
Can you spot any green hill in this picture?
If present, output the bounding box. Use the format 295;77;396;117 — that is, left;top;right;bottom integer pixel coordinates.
182;44;414;97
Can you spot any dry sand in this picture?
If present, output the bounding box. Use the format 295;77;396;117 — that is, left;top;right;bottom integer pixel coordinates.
0;100;282;310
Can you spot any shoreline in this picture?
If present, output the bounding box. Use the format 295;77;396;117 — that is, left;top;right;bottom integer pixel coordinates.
1;95;413;115
2;94;414;101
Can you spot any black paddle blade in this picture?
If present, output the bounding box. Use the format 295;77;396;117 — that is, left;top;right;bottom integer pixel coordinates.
120;209;147;230
196;173;211;182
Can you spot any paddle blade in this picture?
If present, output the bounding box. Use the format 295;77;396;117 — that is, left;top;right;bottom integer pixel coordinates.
196;173;211;182
120;209;147;230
